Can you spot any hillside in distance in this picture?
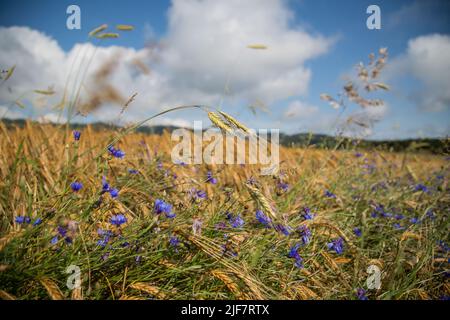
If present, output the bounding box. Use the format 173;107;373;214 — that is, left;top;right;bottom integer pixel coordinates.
1;118;448;154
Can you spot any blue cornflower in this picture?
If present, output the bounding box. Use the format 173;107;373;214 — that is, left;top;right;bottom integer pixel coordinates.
165;211;176;219
327;237;345;254
109;188;119;198
288;243;303;268
73;130;81;141
206;171;217;184
438;241;450;252
190;188;207;201
324;190;336;198
382;212;393;218
410;217;419;224
414;184;428;193
101;177;119;198
393;223;404;230
215;222;227;230
169;236;180;252
15;216;25;224
374;204;385;213
275;224;291;236
255;210;272;228
353;227;362;237
57;226;67;237
15;216;31;224
154;199;173;216
107;145;125;158
128;169;138;174
426;209;436;220
96;229;113;247
356;288;368;300
32;218;42;226
110;214;127;226
97;237;109;247
50;236;58;245
395;214;404;220
70;181;83;192
298;225;312;244
102;176;110;192
175;160;186;166
301;207;314;220
355;152;363;158
277;181;289;193
229;214;245;228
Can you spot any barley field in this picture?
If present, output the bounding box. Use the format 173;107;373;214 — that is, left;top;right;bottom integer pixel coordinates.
0;121;448;300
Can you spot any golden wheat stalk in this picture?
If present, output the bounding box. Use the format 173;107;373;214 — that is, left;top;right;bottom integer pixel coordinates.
0;230;23;252
119;295;146;300
219;111;250;133
293;284;318;300
211;269;246;299
40;278;65;300
400;232;422;242
244;183;277;219
129;282;166;299
207;112;233;133
71;287;83;300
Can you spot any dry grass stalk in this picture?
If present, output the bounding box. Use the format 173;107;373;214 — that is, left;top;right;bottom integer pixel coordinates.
0;290;16;300
116;25;134;31
89;24;108;37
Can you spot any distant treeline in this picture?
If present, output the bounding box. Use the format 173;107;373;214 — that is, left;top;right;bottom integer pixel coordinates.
1;118;448;154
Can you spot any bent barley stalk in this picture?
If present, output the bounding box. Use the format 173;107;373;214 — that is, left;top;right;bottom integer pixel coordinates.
207;112;233;133
218;111;250;134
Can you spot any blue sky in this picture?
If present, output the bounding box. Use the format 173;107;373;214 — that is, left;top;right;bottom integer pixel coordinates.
0;0;449;139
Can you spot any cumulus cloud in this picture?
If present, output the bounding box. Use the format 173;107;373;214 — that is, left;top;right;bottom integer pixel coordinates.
387;34;450;112
283;100;319;119
0;0;332;127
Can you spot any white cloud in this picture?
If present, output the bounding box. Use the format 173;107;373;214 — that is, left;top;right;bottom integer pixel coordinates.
283;100;319;119
0;0;332;127
387;34;450;112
